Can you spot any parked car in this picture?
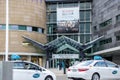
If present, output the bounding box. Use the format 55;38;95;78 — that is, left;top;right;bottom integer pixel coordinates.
67;56;120;80
12;60;56;80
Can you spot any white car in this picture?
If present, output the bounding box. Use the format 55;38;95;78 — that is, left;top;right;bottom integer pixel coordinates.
12;61;56;80
67;57;120;80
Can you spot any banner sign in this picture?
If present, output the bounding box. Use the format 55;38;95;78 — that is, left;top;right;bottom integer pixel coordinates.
52;54;79;59
57;7;79;33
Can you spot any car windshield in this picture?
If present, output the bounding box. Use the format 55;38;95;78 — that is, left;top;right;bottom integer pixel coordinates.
76;60;94;66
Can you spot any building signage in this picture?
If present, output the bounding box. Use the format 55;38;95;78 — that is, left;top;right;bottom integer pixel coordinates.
57;7;79;33
52;54;79;59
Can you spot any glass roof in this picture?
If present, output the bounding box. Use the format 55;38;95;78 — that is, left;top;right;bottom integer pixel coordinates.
23;35;104;53
45;36;84;51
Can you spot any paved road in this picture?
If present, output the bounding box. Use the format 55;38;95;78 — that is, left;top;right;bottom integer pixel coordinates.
48;68;71;80
57;75;68;80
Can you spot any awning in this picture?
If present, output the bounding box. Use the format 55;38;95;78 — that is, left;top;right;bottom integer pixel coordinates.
22;36;45;50
45;36;84;51
22;35;104;57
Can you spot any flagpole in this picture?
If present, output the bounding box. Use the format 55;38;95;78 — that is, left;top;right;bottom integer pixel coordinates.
5;0;9;61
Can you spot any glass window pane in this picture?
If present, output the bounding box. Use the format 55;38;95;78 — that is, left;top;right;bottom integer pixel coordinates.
32;27;38;32
86;11;91;21
48;24;52;34
2;25;6;29
48;24;56;34
99;19;112;28
46;4;50;10
0;25;6;30
13;62;24;69
49;12;56;22
106;61;117;68
27;26;32;31
116;14;120;22
116;36;120;41
80;3;85;9
19;25;26;30
38;28;42;33
42;29;44;33
10;25;18;30
74;3;78;7
86;2;91;9
80;11;85;21
47;13;50;22
0;25;2;29
86;23;90;33
80;23;84;33
86;35;90;43
58;3;63;8
74;35;78;41
63;3;75;7
94;62;106;67
76;60;93;66
80;34;84;43
50;4;57;10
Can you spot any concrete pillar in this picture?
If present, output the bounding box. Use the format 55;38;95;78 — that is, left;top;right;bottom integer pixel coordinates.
0;61;13;80
27;55;31;61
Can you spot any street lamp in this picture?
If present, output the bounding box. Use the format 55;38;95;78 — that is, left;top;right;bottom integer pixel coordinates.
5;0;9;61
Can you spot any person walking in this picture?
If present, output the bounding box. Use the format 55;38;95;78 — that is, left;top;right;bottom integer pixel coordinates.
58;62;62;70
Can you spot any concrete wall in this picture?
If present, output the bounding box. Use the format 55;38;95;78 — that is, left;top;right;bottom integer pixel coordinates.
92;0;120;64
0;0;47;53
92;0;120;27
0;0;46;28
92;0;120;49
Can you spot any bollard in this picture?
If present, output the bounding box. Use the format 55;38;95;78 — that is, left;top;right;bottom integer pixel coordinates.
0;61;13;80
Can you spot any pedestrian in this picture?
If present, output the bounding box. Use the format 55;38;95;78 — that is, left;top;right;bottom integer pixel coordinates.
62;61;65;69
59;62;62;70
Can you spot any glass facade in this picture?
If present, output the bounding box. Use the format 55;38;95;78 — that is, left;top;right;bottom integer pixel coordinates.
46;1;92;68
46;1;92;44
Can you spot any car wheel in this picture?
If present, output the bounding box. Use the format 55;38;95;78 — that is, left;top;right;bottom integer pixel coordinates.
92;73;100;80
45;76;53;80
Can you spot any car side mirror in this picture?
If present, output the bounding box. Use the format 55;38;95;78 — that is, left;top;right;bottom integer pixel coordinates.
39;68;42;71
115;65;119;68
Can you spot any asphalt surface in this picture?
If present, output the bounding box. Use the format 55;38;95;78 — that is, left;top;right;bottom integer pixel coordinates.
48;68;70;80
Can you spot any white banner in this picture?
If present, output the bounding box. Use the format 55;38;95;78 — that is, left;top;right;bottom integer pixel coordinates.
57;7;79;21
52;54;79;59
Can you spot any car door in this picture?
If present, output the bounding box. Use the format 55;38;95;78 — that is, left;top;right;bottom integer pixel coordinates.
13;62;44;80
94;61;110;79
105;61;120;79
13;62;29;80
117;66;120;79
28;63;45;80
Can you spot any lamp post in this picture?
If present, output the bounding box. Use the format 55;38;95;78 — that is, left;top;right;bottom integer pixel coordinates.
5;0;9;61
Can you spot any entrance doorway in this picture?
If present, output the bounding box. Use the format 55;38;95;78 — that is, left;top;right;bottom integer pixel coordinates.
49;58;79;68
